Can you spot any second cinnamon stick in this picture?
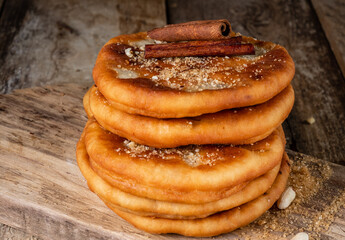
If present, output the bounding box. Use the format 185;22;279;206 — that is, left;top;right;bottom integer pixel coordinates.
145;39;255;59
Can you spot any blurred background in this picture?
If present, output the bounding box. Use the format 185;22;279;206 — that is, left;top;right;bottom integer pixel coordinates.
0;0;344;238
1;0;343;163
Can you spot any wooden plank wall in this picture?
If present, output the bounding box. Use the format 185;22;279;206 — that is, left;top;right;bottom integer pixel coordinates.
0;0;165;93
311;0;345;78
167;0;345;165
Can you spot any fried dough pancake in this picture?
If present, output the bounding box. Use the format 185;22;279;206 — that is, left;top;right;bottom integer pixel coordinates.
77;135;282;219
83;87;93;118
93;32;295;118
88;85;294;148
101;153;290;237
89;156;248;204
84;120;285;199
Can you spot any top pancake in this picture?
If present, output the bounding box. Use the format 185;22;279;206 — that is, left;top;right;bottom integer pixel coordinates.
93;32;295;118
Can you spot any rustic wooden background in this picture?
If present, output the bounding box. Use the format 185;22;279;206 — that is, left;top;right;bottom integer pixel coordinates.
0;0;344;239
167;0;345;166
1;0;344;165
0;0;165;93
0;0;166;239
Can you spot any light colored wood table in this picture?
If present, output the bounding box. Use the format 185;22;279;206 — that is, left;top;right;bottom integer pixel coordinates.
0;0;166;238
0;84;344;240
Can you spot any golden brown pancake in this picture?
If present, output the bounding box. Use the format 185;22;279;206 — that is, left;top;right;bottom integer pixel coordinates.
89;155;248;204
83;87;93;118
88;85;294;148
93;32;295;118
77;134;282;219
83;119;285;202
100;153;290;237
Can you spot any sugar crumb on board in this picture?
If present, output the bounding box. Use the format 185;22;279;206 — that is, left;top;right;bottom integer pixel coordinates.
233;153;345;240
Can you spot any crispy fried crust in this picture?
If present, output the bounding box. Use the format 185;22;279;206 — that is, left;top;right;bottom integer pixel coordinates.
83;87;93;118
93;32;295;118
89;156;248;204
102;153;290;237
83;119;285;199
77;134;282;218
88;85;294;147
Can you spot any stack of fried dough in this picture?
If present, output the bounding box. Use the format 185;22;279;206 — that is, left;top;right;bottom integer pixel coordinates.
76;31;295;237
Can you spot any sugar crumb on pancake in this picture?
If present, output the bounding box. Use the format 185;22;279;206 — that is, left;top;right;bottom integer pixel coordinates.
93;32;295;118
77;135;285;219
83;119;285;197
123;37;275;92
122;139;220;167
77;19;296;237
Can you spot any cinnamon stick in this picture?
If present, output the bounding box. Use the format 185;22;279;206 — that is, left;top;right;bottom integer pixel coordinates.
148;19;232;42
144;40;255;59
148;37;242;50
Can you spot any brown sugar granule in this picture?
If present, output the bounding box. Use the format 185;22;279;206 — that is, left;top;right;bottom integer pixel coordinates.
118;140;225;167
121;39;272;92
232;152;345;240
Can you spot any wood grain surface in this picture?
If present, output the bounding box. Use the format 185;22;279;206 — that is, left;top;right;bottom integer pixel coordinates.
311;0;345;78
0;0;166;237
0;0;165;94
0;83;344;240
167;0;345;165
1;1;345;239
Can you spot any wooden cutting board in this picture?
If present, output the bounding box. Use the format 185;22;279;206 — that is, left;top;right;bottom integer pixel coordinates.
0;84;344;240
